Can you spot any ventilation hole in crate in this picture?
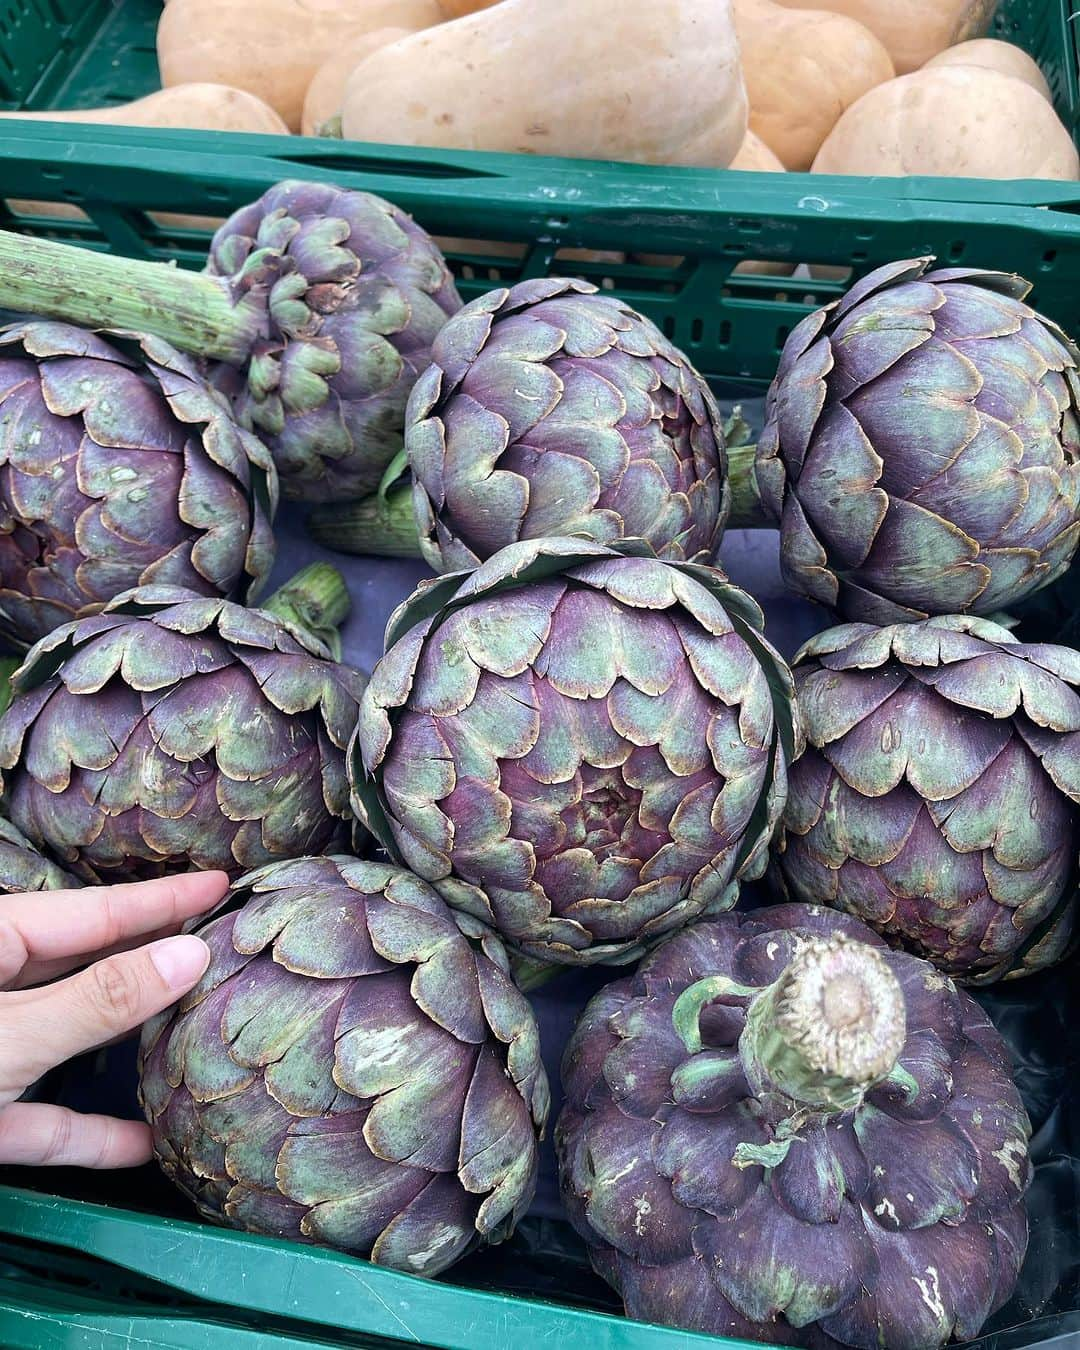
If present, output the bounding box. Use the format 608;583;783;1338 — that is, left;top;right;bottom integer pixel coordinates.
690;317;704;345
948;240;966;260
148;211;225;235
719;320;732;348
661;315;677;339
3;198;90;226
1042;248;1059;270
775;324;792;350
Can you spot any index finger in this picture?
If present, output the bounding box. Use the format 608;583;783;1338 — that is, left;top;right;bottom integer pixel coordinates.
0;871;229;987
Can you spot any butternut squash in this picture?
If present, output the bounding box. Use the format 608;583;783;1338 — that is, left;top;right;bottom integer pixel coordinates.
776;0;994;75
157;0;445;132
302;27;417;135
813;66;1079;180
730;128;786;172
0;84;289;134
923;39;1052;102
341;0;747;168
437;0;499;13
735;0;895;171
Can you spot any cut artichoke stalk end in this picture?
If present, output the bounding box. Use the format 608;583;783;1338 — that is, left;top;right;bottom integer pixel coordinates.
259;562;351;660
675;935;907;1170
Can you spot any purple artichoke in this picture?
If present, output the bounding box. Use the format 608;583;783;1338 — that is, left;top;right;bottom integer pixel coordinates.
0;183;462;502
0;586;366;883
312;277;728;567
557;904;1031;1349
772;617;1080;983
0;322;277;648
139;855;548;1276
0;815;76;893
353;537;800;966
756;258;1080;623
205;181;463;501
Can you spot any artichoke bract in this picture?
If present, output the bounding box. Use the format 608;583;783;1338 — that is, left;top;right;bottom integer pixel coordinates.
312;278;729;568
773;617;1080;983
353;537;800;966
0;183;462;501
0;815;76;893
556;904;1031;1350
139;855;548;1277
0;322;277;648
0;586;366;882
757;257;1080;623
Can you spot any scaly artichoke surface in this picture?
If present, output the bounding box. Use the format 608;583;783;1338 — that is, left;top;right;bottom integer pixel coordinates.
0;815;75;893
205;181;463;501
772;617;1080;983
403;277;728;569
557;904;1031;1350
139;855;549;1277
0;322;277;648
0;587;366;882
353;537;800;965
756;258;1080;623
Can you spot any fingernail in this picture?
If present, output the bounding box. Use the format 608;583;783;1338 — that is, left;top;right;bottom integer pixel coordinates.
149;935;211;990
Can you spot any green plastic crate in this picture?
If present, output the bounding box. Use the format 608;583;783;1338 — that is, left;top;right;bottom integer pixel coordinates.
0;124;1075;1350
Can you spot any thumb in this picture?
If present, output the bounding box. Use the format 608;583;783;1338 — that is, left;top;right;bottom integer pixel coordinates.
0;934;210;1096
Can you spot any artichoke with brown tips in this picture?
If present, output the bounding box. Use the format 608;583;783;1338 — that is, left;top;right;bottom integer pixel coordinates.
0;585;366;883
756;257;1080;623
140;855;549;1276
0;322;277;648
353;537;800;966
772;616;1080;983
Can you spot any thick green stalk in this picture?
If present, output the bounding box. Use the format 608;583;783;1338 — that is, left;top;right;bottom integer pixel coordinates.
726;441;767;528
261;563;351;661
0;229;257;365
307;485;423;559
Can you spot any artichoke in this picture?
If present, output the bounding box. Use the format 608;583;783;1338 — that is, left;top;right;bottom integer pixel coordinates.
0;585;366;883
308;277;729;569
772;616;1080;984
0;182;462;501
0;815;76;893
139;855;549;1277
756;257;1080;623
0;322;277;648
353;537;800;966
556;904;1031;1350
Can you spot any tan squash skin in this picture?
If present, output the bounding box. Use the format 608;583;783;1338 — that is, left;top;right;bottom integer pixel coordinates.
437;0;499;14
923;39;1052;102
735;0;895;171
0;84;289;133
730;127;787;172
813;66;1080;179
302;27;418;135
158;0;444;131
341;0;747;168
776;0;995;75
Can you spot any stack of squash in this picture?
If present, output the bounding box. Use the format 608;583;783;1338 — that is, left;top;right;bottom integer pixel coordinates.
9;0;1077;183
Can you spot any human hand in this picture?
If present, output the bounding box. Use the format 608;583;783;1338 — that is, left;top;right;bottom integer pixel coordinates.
0;871;228;1169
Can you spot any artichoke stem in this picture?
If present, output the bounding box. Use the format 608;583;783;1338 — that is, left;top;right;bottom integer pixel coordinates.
726;441;769;529
0;228;257;366
307;485;423;559
738;935;907;1116
262;563;351;660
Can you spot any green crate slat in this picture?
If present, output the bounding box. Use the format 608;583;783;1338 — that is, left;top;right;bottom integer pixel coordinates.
0;122;1079;396
0;1186;768;1350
